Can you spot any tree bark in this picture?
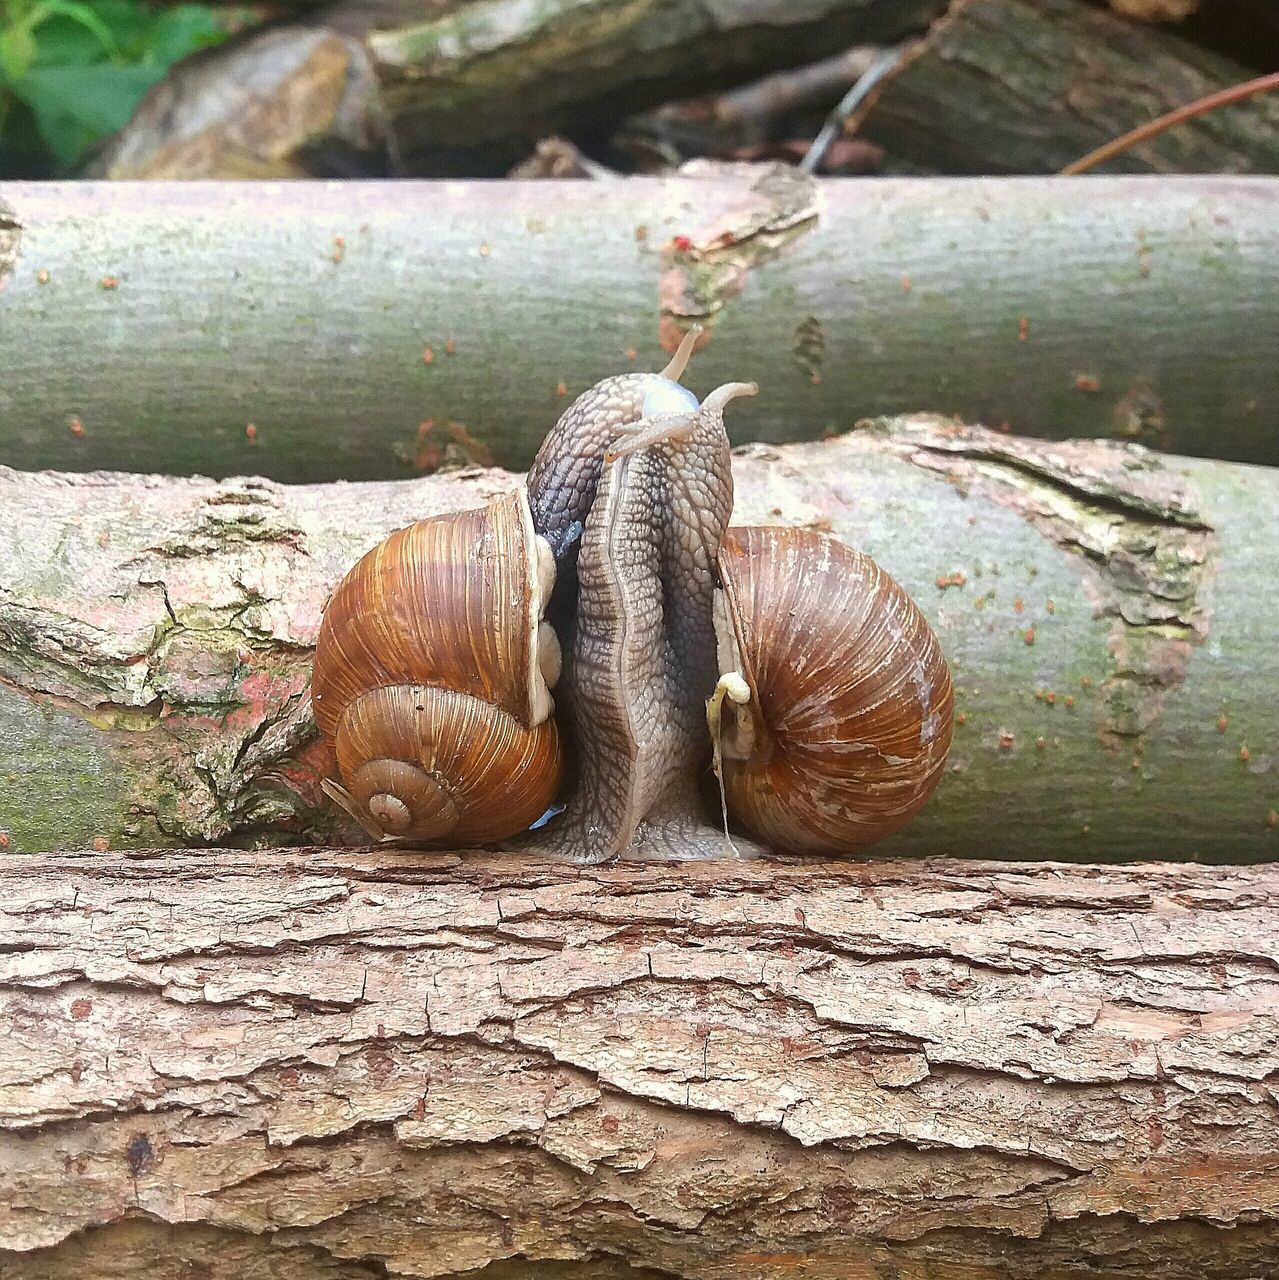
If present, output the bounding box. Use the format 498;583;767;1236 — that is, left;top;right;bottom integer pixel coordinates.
2;176;1278;478
91;0;945;178
1;417;1276;859
0;849;1276;1278
859;0;1279;175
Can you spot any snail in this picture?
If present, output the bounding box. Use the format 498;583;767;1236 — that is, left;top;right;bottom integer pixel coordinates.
311;331;953;859
709;526;953;855
310;489;563;843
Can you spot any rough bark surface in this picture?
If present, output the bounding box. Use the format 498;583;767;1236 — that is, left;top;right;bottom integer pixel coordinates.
860;0;1279;175
1;417;1276;859
0;850;1277;1278
1;177;1277;477
92;0;944;177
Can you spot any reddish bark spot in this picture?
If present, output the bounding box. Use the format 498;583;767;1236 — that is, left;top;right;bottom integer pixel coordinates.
600;1114;620;1134
1239;746;1250;763
900;274;912;293
445;338;456;356
902;968;921;987
245;423;258;443
479;242;491;257
634;225;648;242
1045;598;1055;614
809;371;822;385
672;234;693;252
278;1068;300;1086
955;711;967;725
36;268;50;285
69;416;85;438
1131;758;1141;771
998;730;1015;750
409;1096;427;1120
1081;677;1093;688
1046;691;1056;705
1018;315;1029;342
0;831;9;848
1211;964;1228;984
625;346;637;361
91;836;109;852
1036;737;1046;751
70;998;92;1020
423;346;434;364
1023;627;1036;645
331;235;346;264
100;276;119;290
367;1051;394;1077
69;1060;84;1083
1217;714;1228;732
555;381;568;397
935;572;966;589
1268;810;1278;828
1074;373;1101;393
1148;1117;1164;1150
1065;695;1076;709
376;1023;385;1038
1013;597;1024;613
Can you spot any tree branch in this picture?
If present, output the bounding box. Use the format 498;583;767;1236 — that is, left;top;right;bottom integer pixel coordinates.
1;175;1277;478
1;418;1276;859
1;850;1276;1277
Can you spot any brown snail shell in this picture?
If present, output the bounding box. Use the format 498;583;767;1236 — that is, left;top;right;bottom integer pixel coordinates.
710;526;953;855
311;489;563;843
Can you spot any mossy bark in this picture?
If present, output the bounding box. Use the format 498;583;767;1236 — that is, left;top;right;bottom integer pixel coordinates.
1;850;1276;1277
1;175;1277;479
1;416;1275;859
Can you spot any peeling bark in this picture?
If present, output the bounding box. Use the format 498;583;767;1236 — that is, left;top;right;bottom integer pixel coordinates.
1;417;1276;858
0;850;1277;1278
1;177;1277;478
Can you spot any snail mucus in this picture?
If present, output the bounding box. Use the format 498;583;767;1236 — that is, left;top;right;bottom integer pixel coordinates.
311;331;953;860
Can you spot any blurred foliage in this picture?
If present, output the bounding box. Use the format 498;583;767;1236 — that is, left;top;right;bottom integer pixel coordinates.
0;1;232;173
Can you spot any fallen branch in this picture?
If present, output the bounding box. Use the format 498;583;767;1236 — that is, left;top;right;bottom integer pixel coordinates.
0;850;1276;1278
858;0;1279;174
1;418;1276;859
93;0;946;178
2;175;1277;477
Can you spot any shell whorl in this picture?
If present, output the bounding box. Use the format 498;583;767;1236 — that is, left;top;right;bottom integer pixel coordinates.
712;526;953;855
312;490;562;843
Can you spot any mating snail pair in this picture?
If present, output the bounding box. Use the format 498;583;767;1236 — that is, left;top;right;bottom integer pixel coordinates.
311;334;953;860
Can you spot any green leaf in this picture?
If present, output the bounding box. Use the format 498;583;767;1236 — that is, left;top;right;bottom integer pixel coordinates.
15;61;162;160
142;6;224;66
26;14;110;68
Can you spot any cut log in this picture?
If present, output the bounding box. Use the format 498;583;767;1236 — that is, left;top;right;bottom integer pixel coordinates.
858;0;1279;174
1;176;1277;477
1;417;1276;859
0;849;1277;1278
93;0;945;178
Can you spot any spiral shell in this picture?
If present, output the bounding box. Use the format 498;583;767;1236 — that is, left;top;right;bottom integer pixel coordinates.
311;489;563;843
710;526;953;854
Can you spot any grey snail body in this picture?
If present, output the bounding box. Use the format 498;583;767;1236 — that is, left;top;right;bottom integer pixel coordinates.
312;332;953;860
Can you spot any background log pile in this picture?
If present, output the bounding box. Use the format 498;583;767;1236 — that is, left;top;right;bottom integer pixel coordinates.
84;0;1279;181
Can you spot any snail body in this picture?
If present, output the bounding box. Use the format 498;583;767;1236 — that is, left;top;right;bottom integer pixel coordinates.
710;526;954;855
313;333;953;859
311;489;563;843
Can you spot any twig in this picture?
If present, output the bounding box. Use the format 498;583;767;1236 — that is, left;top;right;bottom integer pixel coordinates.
799;46;908;174
1062;71;1279;175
